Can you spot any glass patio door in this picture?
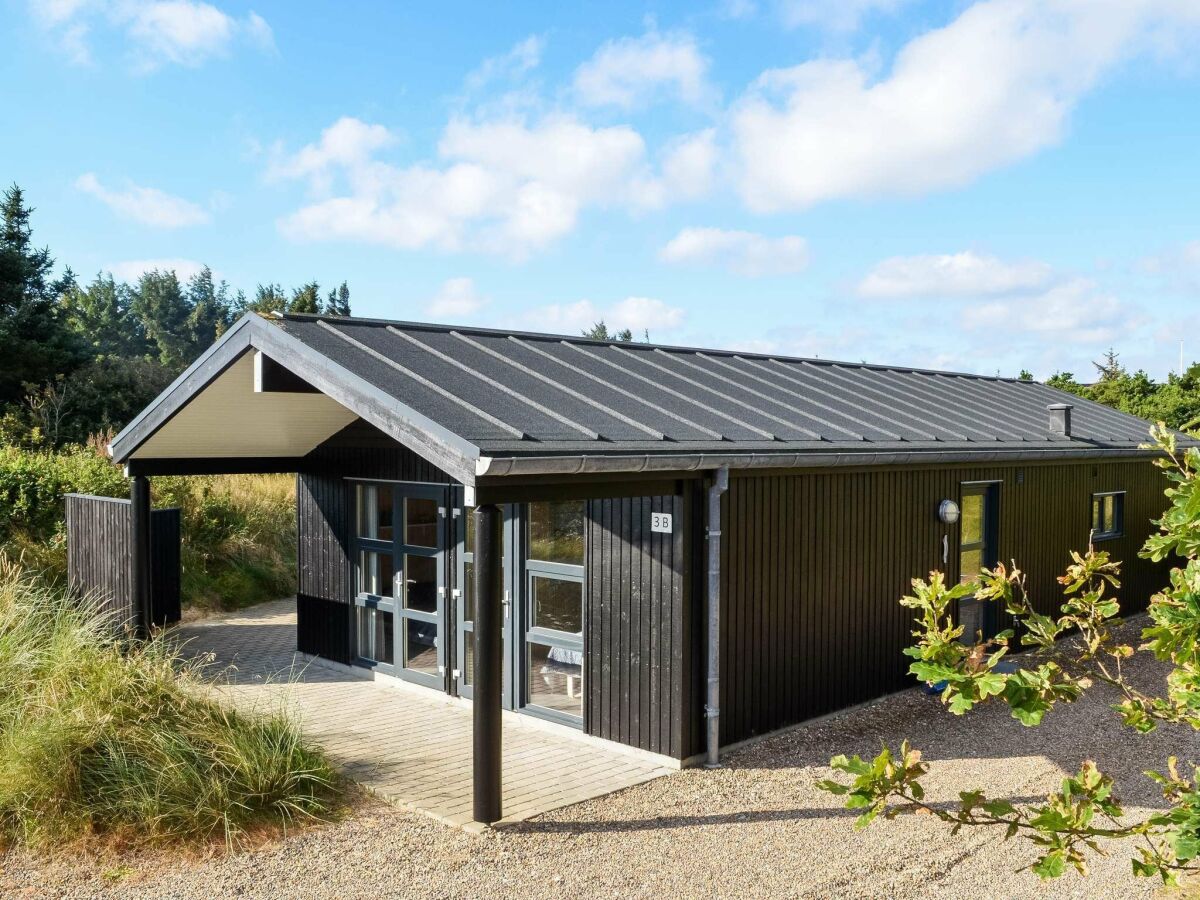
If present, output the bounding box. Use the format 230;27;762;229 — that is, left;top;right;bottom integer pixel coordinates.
353;481;448;689
453;497;511;702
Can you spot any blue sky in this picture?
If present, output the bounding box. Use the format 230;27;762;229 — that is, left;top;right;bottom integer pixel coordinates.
4;0;1200;379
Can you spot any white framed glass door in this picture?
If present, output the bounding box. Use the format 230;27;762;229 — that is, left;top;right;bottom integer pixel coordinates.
353;481;448;689
453;497;513;703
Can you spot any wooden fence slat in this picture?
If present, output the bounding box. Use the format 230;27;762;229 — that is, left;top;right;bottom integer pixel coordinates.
66;493;181;632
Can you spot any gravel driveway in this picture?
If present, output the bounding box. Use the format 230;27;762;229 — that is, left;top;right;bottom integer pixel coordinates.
5;619;1196;899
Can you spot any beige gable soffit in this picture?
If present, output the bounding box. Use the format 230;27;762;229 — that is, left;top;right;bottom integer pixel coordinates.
109;314;483;486
130;352;356;460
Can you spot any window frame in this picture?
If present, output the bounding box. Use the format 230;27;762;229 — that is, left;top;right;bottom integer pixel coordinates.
350;480;447;688
521;500;586;727
351;484;398;672
957;481;1001;644
1091;491;1125;542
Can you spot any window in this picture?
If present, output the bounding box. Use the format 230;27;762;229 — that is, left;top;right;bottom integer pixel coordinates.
958;482;999;643
524;500;585;722
1091;492;1124;541
455;504;509;696
351;481;445;682
354;485;396;667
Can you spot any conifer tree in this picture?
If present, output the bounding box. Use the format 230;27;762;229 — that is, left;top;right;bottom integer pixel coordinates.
0;184;82;404
289;280;321;314
61;272;148;358
185;266;235;354
131;269;192;370
324;280;351;316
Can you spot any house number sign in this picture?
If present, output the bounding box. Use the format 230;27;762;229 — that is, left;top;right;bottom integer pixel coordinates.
651;512;673;534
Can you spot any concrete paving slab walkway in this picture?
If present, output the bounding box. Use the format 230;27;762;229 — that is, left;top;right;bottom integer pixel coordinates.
173;598;674;829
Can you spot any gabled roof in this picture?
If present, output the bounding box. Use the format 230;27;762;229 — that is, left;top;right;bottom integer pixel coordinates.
110;312;1183;484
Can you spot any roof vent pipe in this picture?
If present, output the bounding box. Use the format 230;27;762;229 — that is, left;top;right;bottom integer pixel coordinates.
705;466;730;769
1048;403;1073;438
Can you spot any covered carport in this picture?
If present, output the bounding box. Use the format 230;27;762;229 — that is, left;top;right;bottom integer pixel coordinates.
109;313;521;823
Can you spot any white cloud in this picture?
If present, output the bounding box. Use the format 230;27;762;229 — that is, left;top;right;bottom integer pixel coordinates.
126;1;235;66
657;129;718;201
732;0;1200;211
464;35;544;92
29;0;93;26
857;251;1054;298
427;277;488;319
517;296;685;336
1139;239;1200;290
777;0;912;32
243;10;273;50
76;172;211;227
961;277;1135;345
721;0;758;20
659;227;809;276
267;117;396;187
274;114;696;258
573;31;713;109
105;257;206;282
29;1;273;68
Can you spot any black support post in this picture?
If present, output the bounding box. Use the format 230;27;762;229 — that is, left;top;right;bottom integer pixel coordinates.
130;474;152;639
472;503;504;824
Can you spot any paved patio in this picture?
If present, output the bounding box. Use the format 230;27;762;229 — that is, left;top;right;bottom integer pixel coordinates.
173;599;674;829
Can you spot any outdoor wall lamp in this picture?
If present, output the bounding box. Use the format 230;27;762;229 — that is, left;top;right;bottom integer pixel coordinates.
938;499;960;525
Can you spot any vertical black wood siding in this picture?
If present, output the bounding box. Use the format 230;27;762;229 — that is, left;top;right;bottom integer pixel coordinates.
584;493;690;758
296;594;354;664
149;507;181;625
713;459;1170;747
65;494;181;630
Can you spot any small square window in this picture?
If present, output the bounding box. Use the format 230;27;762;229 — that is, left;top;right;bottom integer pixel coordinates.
528;501;585;565
1091;492;1124;540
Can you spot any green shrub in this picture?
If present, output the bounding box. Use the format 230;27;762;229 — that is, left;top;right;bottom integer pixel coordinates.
0;445;127;540
0;562;339;848
0;444;296;612
155;472;297;611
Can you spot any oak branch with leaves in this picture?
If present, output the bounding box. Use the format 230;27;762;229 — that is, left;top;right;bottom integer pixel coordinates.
818;424;1200;884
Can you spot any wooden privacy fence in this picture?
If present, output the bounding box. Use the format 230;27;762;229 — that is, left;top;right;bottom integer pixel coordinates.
65;494;182;630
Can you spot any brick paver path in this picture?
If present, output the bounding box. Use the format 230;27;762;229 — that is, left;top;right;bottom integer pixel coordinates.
174;599;673;829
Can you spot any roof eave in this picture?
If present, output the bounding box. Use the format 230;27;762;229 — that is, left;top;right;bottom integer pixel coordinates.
475;445;1167;478
110;313;483;485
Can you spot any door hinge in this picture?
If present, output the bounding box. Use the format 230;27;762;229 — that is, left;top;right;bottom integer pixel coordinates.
451;588;461;599
438;665;445;675
452;668;461;678
438;506;447;518
437;585;446;597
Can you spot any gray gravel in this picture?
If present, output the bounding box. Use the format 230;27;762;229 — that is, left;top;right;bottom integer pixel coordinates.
5;618;1195;899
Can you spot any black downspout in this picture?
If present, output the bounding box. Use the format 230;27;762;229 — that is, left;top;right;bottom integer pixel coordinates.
705;467;729;768
472;504;504;824
130;474;152;639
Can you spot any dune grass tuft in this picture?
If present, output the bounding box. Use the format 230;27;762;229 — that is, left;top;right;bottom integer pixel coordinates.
0;561;339;850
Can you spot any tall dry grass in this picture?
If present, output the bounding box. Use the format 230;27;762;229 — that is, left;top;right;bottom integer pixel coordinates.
153;472;297;612
0;561;338;849
0;443;298;612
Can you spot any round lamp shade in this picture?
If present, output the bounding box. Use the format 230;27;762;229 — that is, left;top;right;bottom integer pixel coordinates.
938;499;960;525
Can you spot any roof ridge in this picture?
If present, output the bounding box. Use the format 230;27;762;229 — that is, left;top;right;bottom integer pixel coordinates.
283;311;1029;383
